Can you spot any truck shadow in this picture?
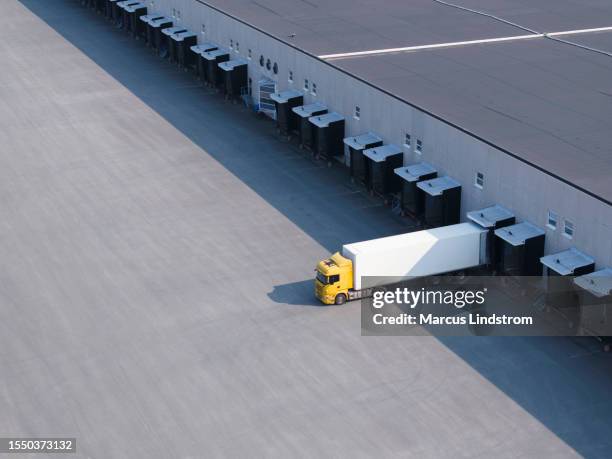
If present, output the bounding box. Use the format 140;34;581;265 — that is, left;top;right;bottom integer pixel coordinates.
267;279;323;306
18;2;612;458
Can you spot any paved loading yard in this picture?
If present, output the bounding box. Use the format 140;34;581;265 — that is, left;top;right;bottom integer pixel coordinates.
1;1;611;457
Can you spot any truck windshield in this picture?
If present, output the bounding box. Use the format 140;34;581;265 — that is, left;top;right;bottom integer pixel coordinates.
316;271;329;284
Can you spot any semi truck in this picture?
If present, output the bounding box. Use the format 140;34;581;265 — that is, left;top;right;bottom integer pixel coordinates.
315;222;488;305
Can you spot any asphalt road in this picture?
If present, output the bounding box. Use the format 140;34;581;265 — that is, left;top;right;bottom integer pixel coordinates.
1;1;611;457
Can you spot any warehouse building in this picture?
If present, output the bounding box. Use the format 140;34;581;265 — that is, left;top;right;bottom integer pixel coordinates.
101;0;612;268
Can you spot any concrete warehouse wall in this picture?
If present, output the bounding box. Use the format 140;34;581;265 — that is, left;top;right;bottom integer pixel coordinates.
148;0;612;267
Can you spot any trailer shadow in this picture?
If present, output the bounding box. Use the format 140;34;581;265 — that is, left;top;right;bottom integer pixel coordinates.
18;2;612;458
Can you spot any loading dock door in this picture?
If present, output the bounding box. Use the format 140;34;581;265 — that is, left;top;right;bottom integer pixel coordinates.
494;222;545;277
574;268;612;340
363;144;403;198
394;162;437;218
540;248;596;331
270;90;304;136
417;176;462;228
467;204;515;268
344;132;383;180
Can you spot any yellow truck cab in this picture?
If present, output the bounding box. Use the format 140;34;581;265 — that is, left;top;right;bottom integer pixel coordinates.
315;252;353;305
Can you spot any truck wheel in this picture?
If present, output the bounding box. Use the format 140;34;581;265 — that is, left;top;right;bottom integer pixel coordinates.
335;294;347;305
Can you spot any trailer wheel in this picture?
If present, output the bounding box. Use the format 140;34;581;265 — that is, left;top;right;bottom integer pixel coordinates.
335;294;347;305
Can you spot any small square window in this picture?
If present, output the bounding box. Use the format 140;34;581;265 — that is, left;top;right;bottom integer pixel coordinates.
201;24;206;34
312;83;317;95
547;210;558;230
248;49;252;59
475;172;484;189
177;10;181;19
229;39;233;49
354;106;360;120
416;139;423;153
564;220;575;238
404;133;411;149
235;42;239;52
288;70;293;83
304;79;309;90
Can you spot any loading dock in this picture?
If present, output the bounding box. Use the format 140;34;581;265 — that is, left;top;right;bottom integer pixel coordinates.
309;113;345;162
494;222;545;277
270;90;303;137
417;176;461;227
218;58;249;101
202;49;230;89
541;248;595;328
394;162;437;218
190;42;218;78
116;1;139;30
343;132;383;186
174;32;198;68
292;103;327;150
107;0;123;24
362;144;403;200
164;28;188;63
146;16;173;51
467;204;515;270
123;2;147;37
138;14;162;42
574;268;612;345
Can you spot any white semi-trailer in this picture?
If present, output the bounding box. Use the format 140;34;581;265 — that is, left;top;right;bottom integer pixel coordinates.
315;222;488;305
